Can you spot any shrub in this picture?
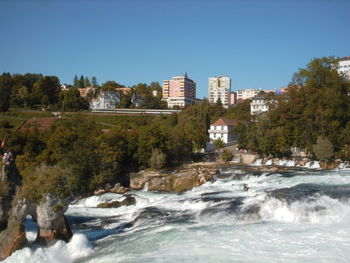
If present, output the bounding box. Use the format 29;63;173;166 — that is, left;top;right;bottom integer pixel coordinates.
312;136;334;161
0;120;11;129
221;149;233;163
149;148;167;170
214;138;224;149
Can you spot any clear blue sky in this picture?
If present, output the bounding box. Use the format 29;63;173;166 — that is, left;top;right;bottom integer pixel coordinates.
0;0;349;98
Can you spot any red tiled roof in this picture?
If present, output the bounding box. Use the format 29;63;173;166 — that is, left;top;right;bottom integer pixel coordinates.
211;118;240;126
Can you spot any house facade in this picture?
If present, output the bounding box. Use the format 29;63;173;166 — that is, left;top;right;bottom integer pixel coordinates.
338;56;350;79
250;95;269;115
208;118;239;144
90;91;120;110
236;88;261;102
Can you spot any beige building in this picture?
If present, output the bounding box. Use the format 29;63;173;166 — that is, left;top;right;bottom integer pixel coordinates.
208;76;231;108
162;73;196;108
236;89;261;102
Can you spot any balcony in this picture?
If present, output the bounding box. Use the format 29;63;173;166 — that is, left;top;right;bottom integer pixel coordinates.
208;129;229;134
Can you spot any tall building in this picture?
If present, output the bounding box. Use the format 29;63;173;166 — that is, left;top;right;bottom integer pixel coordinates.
162;73;196;108
230;92;237;105
236;89;261;102
208;76;231;108
338;56;350;79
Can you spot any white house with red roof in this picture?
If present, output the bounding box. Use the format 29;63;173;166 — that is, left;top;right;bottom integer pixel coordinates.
208;118;240;144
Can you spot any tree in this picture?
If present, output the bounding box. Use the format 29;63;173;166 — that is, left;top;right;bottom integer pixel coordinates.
40;116;101;195
312;136;334;160
91;76;98;87
221;149;233;163
79;75;85;89
84;77;91;88
31;76;61;108
213;138;224;149
61;88;89;111
101;81;124;91
149;148;167;170
73;75;79;88
93;128;129;187
0;73;13;111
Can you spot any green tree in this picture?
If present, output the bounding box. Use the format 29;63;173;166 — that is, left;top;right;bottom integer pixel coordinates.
312;136;334;160
79;75;85;89
84;77;91;88
61;88;89;111
73;75;79;88
91;76;98;87
149;148;167;170
0;73;13;111
221;149;233;163
32;76;60;107
213;138;224;149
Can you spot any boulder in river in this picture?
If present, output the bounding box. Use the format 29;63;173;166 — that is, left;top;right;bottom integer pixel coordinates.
130;168;215;193
97;195;136;208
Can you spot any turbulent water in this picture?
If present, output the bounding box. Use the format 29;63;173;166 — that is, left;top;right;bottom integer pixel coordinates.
5;167;350;263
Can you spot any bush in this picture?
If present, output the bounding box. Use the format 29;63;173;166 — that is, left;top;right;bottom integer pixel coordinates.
312;136;334;161
149;148;167;170
20;164;71;203
221;149;233;163
0;120;11;129
213;138;224;149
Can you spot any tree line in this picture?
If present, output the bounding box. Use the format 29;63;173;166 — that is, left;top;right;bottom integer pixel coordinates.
235;57;350;161
0;100;227;199
0;73;165;112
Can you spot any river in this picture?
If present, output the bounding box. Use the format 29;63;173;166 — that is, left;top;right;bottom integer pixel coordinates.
4;167;350;263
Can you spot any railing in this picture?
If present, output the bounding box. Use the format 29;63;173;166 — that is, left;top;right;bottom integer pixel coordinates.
91;108;182;115
208;129;229;134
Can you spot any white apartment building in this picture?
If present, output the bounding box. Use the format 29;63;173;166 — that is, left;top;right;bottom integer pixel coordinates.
250;96;269;115
208;118;239;144
338;56;350;79
90;91;120;111
208;76;231;108
237;89;261;102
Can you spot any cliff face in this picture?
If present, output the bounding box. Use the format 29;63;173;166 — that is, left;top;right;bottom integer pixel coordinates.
0;157;72;260
0;158;21;231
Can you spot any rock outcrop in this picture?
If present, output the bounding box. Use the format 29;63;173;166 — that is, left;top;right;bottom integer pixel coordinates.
0;156;72;260
34;194;72;245
97;195;136;208
0;158;21;231
130;168;217;193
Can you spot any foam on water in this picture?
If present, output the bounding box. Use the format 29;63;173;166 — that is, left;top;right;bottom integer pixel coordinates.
3;234;93;263
6;168;350;263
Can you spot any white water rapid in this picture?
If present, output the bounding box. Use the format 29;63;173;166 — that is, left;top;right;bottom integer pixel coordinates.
4;167;350;263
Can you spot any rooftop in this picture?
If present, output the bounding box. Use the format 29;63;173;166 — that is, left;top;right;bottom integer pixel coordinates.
339;56;350;62
211;118;241;126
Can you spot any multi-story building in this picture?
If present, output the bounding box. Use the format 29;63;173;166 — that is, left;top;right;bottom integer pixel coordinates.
338;56;350;79
90;91;120;111
236;89;261;102
162;73;196;108
250;95;269;115
230;92;237;105
208;76;231;108
208;118;239;144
